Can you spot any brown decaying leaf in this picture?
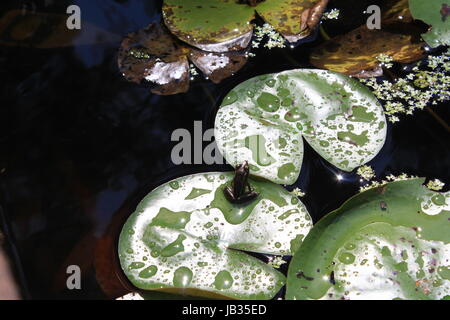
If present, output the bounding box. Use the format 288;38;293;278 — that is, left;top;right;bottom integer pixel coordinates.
257;0;329;43
0;10;120;48
305;0;330;31
189;49;248;84
118;23;190;95
311;25;425;76
381;0;413;24
310;0;425;77
118;23;248;95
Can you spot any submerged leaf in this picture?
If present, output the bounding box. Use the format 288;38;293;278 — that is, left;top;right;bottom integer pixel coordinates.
311;0;425;76
0;10;120;48
162;0;327;52
214;69;387;185
409;0;450;48
189;49;248;84
310;25;425;76
119;172;312;299
118;23;190;95
382;0;414;23
118;23;248;95
286;179;450;300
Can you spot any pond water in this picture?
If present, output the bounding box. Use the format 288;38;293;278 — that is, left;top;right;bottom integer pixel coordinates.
0;0;449;299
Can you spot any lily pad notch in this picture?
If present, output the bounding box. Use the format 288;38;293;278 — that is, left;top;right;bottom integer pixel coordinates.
162;0;330;52
214;69;387;185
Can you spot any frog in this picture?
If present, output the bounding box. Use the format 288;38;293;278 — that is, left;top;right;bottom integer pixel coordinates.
224;161;259;204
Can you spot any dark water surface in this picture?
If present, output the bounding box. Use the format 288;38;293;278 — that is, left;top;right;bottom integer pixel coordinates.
0;0;449;299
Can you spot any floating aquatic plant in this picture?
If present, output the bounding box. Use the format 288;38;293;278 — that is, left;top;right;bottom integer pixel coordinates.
118;23;248;95
426;179;445;191
359;51;450;123
286;178;450;300
356;165;376;181
322;8;339;20
376;54;394;69
359;173;419;192
267;256;287;269
291;188;306;197
251;23;287;50
162;0;329;53
119;172;312;299
215;69;387;185
359;173;418;192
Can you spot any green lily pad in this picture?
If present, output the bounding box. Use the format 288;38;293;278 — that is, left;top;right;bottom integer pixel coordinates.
119;172;312;300
163;0;255;52
214;69;387;185
254;0;329;42
162;0;328;52
286;179;450;300
409;0;450;48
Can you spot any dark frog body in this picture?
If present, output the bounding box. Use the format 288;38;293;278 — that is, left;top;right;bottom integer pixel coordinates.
224;161;259;204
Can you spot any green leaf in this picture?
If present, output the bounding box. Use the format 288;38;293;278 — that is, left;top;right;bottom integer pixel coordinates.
119;172;312;300
255;0;329;42
409;0;450;48
163;0;255;52
162;0;327;52
214;69;387;185
286;179;450;300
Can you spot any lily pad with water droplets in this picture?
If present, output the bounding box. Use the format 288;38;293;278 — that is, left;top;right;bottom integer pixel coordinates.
162;0;328;52
119;172;312;299
214;69;387;185
286;179;450;300
409;0;450;48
